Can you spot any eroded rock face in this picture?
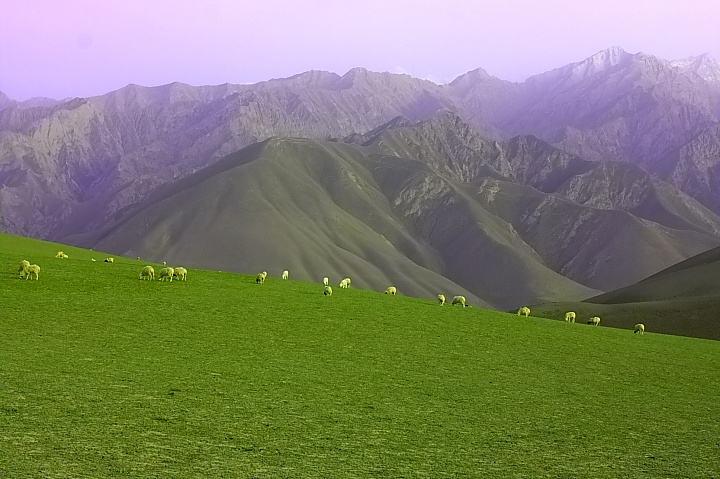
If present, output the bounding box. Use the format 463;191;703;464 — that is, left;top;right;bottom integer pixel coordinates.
0;72;458;238
664;123;720;212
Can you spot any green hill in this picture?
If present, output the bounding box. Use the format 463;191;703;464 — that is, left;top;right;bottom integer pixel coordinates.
532;246;720;340
1;233;718;477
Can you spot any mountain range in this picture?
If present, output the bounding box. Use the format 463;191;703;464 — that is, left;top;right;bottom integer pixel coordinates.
2;47;720;310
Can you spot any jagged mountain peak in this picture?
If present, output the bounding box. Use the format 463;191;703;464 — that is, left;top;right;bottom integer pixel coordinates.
449;67;495;84
348;109;475;147
524;47;633;85
0;91;12;111
585;46;631;66
671;53;720;84
337;67;440;90
265;70;342;89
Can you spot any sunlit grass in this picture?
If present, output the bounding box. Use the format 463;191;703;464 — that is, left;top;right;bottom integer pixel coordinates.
1;233;718;477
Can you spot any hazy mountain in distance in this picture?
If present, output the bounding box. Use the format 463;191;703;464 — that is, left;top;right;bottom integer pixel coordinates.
671;53;720;85
450;47;720;165
3;48;720;240
658;122;720;212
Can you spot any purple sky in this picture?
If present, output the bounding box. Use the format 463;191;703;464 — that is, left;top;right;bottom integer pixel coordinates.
2;0;719;100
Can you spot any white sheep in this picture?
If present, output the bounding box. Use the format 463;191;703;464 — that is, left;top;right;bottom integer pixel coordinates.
55;251;65;258
162;261;167;266
282;270;289;280
437;293;446;305
18;260;30;279
339;278;349;288
341;277;352;287
588;316;601;326
565;311;576;323
173;267;187;281
517;306;531;317
385;286;397;295
256;271;268;284
158;267;175;282
324;286;333;296
91;258;96;262
139;265;155;281
26;264;40;280
62;253;68;259
323;277;329;286
104;257;114;263
452;295;467;307
634;323;645;335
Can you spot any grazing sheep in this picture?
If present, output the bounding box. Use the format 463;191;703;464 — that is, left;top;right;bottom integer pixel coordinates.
324;286;333;296
256;271;268;284
437;293;446;305
518;306;531;317
62;253;68;259
104;257;114;263
162;261;167;266
452;295;467;307
18;260;30;279
136;256;141;261
55;251;65;258
173;267;188;281
634;323;645;335
342;277;352;287
564;311;576;323
385;286;397;295
158;267;175;282
26;264;40;280
139;265;155;281
91;258;96;262
588;316;601;326
339;278;349;289
282;270;289;280
323;277;329;286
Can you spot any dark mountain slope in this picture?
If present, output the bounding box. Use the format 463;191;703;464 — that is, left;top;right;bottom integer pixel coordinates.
588;246;720;304
347;114;720;289
531;246;720;340
88;138;598;308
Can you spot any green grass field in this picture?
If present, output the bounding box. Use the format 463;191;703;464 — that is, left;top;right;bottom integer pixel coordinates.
1;233;719;477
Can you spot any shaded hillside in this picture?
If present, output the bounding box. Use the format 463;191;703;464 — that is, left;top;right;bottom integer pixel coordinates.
86;138;596;308
350;114;720;290
85;131;720;307
589;246;720;304
531;246;720;340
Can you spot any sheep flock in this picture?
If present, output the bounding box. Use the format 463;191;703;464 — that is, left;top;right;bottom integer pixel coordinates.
11;251;648;335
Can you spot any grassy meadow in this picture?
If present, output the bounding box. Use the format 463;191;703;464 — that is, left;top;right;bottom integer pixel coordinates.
0;233;718;477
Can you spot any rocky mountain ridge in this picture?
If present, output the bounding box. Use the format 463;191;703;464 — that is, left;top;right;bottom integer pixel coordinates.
2;47;720;305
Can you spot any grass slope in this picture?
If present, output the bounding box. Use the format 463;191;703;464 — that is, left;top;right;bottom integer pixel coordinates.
1;233;719;477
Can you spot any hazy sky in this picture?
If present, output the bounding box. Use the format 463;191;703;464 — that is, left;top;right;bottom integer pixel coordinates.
2;0;719;100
